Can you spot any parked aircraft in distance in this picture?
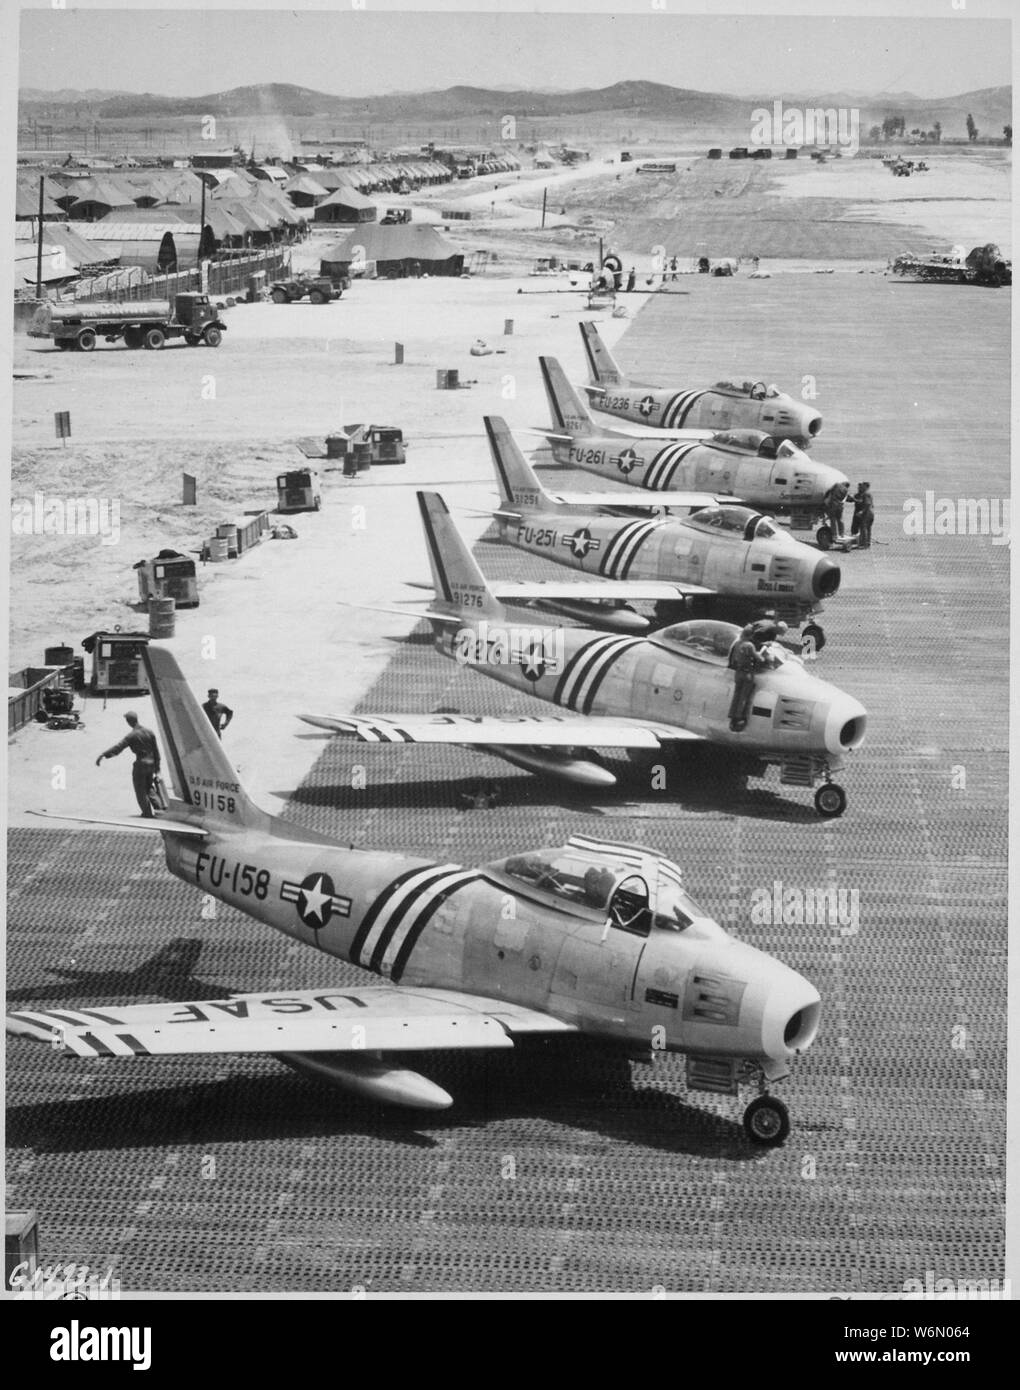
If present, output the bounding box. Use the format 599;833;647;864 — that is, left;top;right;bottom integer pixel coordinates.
306;490;866;816
539;354;847;544
485;415;841;628
579;320;823;447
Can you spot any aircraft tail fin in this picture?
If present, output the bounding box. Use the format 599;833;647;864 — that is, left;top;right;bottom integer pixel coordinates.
417;491;504;618
143;646;272;833
579;320;623;386
484;416;559;515
539;356;596;436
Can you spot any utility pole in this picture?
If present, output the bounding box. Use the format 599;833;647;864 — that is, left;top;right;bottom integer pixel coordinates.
36;176;44;298
541;185;547;229
198;176;206;267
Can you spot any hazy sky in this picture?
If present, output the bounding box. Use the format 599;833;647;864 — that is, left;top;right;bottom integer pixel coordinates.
16;5;1014;100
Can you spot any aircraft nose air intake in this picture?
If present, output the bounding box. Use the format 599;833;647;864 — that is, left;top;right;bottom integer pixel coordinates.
762;975;822;1066
804;413;822;438
783;997;821;1052
812;556;841;598
824;695;868;753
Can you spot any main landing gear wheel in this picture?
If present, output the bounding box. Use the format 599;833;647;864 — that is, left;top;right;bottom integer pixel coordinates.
743;1095;790;1146
816;525;833;550
814;783;847;818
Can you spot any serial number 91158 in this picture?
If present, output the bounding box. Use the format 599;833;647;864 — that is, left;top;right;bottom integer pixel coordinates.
192;790;237;814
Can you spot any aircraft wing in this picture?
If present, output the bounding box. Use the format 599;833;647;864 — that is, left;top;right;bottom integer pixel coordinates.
299;712;684;749
6;987;578;1056
528;425;717;443
490;578;715;601
539;490;726;510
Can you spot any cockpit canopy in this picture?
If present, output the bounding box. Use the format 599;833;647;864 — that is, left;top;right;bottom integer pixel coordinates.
711;431;808;462
650;618;743;663
686;504;778;541
712;380;782;400
486;839;725;939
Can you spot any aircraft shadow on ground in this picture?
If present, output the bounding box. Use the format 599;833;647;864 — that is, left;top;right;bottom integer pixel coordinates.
6;1049;757;1161
6;938;227;1009
280;765;822;823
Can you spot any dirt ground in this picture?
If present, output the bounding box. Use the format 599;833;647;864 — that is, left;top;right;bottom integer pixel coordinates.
8;278;643;819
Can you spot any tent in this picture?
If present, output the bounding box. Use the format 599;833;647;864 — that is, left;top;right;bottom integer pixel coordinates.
66;177;135;221
313;186;378;224
76;221;210;271
283;173;330;207
320;224;464;278
15;183;67;221
14;221;116;287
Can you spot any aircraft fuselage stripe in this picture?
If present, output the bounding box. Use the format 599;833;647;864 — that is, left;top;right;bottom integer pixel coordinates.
578;639;644;714
600;520;648;577
617;523;659;579
386;872;482;982
645;441;702;491
349;865;440;965
552;635;617;707
367;867;466;975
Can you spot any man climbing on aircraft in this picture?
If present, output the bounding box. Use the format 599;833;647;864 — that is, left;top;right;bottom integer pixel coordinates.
728;626;765;732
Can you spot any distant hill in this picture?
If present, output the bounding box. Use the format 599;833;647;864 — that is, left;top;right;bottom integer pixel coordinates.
18;79;1012;137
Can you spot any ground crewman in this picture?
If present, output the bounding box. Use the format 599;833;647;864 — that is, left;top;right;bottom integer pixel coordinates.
728;627;764;731
96;712;161;818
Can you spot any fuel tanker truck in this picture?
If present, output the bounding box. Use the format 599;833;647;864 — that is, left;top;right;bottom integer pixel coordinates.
28;292;226;351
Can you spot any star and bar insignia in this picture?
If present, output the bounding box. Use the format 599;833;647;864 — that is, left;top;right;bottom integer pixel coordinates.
280;872;352;931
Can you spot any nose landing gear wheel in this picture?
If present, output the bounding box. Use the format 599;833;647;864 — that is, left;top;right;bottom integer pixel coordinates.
743;1095;790;1146
814;783;847;818
816;525;833;550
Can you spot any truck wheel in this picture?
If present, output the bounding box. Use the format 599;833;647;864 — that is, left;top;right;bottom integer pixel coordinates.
123;327;144;349
57;340;74;351
184;334;200;347
271;288;289;304
203;327;223;348
143;328;165;350
77;329;97;352
309;289;326;305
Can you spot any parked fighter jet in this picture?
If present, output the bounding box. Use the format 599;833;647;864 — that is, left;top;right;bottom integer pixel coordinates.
306;491;866;816
579;321;822;446
486;416;840;627
8;647;821;1144
539;356;848;542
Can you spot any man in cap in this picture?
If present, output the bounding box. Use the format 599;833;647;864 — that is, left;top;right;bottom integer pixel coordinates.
96;712;161;818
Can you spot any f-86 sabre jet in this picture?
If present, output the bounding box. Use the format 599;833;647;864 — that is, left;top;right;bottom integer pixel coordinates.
8;647;820;1145
538;355;848;543
579;320;823;447
485;415;841;628
305;491;866;816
